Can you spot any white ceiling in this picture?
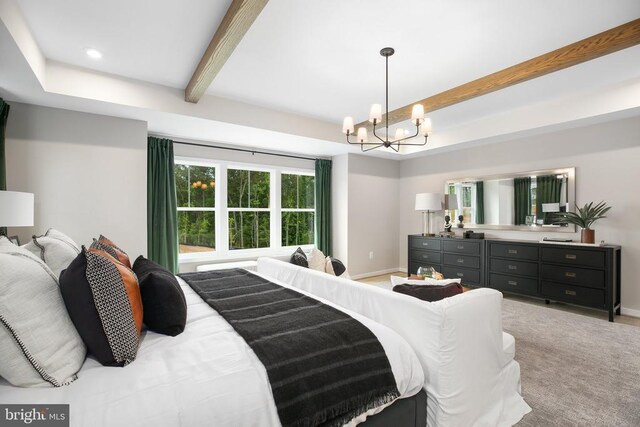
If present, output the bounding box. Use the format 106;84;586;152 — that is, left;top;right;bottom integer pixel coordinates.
2;0;640;158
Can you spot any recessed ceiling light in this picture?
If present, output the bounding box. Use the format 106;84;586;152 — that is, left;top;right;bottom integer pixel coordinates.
86;48;102;59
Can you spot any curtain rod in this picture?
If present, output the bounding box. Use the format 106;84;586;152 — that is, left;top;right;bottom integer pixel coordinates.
172;140;321;162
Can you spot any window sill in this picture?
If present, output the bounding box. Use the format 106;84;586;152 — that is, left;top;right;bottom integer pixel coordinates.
178;245;313;269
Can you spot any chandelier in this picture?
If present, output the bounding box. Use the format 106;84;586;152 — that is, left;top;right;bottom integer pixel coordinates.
342;47;432;152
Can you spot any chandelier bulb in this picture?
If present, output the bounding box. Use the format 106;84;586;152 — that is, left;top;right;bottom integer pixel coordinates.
342;117;355;134
369;104;382;124
357;127;368;143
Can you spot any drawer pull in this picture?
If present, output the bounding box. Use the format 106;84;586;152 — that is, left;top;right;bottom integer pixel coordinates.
508;249;518;254
565;272;577;278
422;242;429;246
508;265;517;270
456;272;464;277
565;290;577;296
422;254;429;259
457;245;464;250
457;258;464;264
565;254;577;260
508;280;518;286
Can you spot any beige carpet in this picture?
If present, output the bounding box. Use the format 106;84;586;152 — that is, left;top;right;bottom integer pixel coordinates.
363;280;640;426
502;298;640;426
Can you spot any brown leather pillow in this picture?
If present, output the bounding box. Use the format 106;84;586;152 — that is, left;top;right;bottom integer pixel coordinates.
91;234;131;269
392;283;463;302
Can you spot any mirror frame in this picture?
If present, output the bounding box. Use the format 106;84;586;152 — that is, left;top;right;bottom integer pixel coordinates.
444;167;576;232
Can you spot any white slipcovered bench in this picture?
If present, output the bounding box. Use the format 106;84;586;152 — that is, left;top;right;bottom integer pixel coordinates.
256;257;531;427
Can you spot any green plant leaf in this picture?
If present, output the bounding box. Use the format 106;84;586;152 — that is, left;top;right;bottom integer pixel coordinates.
552;201;611;229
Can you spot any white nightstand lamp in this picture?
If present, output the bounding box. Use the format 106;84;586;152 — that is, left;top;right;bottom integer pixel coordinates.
0;191;35;237
415;193;442;236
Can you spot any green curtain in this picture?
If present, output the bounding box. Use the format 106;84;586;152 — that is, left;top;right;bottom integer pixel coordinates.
147;136;178;273
536;175;563;224
475;181;484;224
314;159;332;256
514;177;532;225
0;98;10;236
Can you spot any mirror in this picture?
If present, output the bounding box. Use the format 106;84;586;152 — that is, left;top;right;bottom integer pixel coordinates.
445;167;575;232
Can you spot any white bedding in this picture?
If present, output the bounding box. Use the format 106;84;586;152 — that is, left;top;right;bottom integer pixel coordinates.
0;272;424;427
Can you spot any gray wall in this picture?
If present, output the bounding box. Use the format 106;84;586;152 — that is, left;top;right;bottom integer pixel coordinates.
398;116;640;315
5;102;148;258
335;154;400;278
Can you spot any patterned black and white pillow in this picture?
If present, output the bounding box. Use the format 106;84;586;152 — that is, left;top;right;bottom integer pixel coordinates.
325;256;347;277
59;247;143;366
290;247;308;268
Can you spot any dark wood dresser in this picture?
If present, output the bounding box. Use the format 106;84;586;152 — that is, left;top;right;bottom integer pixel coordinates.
408;235;622;321
408;235;484;287
486;240;621;321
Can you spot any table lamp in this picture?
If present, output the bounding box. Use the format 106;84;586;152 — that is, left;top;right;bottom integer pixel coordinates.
415;193;442;236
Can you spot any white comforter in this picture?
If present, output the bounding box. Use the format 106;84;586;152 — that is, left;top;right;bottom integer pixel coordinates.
0;272;424;427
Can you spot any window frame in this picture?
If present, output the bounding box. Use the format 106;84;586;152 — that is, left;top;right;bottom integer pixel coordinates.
175;158;219;260
226;165;273;252
280;170;316;249
175;157;315;262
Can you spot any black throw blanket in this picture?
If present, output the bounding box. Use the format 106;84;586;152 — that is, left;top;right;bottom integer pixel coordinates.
179;268;399;427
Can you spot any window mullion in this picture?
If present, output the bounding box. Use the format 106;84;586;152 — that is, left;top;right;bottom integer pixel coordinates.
218;165;229;255
273;170;281;251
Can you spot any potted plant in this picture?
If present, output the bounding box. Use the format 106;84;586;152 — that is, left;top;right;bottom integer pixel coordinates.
554;201;611;243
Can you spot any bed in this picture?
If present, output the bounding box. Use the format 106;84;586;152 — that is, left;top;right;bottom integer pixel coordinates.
0;270;425;427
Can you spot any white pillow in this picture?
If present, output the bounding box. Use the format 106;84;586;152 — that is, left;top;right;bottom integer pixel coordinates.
390;275;462;287
0;237;86;387
307;247;326;272
22;228;81;278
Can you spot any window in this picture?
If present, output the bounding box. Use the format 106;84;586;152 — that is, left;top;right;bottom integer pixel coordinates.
174;159;315;260
227;168;270;250
281;173;315;246
175;163;216;254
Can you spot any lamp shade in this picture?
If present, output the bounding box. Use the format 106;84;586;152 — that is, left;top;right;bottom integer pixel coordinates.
415;193;442;211
0;191;35;227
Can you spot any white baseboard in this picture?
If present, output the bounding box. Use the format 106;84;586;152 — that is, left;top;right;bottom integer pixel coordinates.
351;267;403;280
621;307;640;318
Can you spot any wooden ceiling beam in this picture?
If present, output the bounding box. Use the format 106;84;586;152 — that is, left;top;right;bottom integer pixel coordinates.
185;0;269;103
355;18;640;132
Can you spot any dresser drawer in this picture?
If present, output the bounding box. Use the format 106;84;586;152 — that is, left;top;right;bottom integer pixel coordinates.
489;258;538;277
408;262;442;277
441;266;480;285
541;281;605;308
410;237;441;251
541;247;605;268
489;273;538;296
443;240;481;256
540;264;605;289
443;253;480;269
410;250;442;265
489;243;538;260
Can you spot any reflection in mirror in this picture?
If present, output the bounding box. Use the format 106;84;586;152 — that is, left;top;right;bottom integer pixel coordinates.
445;168;575;231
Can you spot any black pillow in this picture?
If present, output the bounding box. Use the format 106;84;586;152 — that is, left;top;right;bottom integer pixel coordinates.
392;283;464;302
290;247;308;268
326;257;346;276
132;256;187;337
